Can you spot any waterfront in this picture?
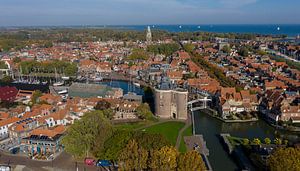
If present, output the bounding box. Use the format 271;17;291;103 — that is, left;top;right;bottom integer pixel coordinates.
194;111;300;171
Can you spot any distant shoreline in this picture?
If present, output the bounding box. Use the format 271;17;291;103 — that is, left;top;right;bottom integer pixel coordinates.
1;24;300;36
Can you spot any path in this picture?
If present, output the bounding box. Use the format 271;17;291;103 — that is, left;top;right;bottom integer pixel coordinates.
175;123;191;149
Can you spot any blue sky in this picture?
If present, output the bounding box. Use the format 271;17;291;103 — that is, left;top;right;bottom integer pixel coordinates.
0;0;299;26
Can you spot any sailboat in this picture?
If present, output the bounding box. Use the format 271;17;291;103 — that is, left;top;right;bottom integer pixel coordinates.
53;68;64;86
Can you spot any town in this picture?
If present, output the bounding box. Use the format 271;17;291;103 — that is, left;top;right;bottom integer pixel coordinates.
0;26;299;171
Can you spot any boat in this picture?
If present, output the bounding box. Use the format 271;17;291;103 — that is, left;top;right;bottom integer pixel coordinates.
53;82;64;86
179;25;182;29
133;82;140;87
277;27;280;31
94;77;103;82
62;76;70;80
58;89;68;94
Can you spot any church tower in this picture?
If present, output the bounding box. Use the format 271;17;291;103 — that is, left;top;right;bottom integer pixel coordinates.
146;26;152;43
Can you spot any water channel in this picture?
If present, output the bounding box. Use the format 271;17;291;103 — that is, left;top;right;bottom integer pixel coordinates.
194;111;300;171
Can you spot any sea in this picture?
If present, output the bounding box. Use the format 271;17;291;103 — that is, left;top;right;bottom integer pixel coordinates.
95;24;300;37
2;24;300;37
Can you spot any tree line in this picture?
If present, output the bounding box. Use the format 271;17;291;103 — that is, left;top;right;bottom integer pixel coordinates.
62;110;206;170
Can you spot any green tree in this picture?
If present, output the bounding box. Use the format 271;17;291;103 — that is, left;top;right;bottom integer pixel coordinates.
94;100;111;111
128;48;149;60
222;45;231;54
178;150;206;171
264;138;272;145
238;47;249;57
274;138;282;145
62;111;113;158
1;75;13;83
118;139;148;171
242;138;250;145
136;103;154;120
0;61;8;69
252;138;261;145
267;147;300;171
97;130;132;161
183;43;195;53
31;90;42;104
132;132;171;150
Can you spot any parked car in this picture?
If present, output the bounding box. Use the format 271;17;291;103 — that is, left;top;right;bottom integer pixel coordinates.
84;158;95;166
96;160;112;167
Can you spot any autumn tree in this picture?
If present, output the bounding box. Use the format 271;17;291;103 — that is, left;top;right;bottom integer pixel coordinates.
177;150;206;171
118;140;148;171
149;146;178;170
267;147;300;171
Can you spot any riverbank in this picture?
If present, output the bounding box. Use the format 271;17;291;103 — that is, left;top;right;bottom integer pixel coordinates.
201;108;259;123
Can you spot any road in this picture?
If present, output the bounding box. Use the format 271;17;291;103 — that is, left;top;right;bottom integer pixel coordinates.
0;151;103;171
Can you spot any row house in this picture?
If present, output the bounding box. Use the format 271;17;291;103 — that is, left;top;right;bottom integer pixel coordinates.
218;88;258;118
259;90;300;123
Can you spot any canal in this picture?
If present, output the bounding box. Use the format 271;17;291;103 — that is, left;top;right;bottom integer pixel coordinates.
194;111;300;171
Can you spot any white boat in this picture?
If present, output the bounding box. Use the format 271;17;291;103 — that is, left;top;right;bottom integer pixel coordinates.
62;76;70;80
94;77;103;82
58;89;68;94
53;82;64;86
133;82;140;87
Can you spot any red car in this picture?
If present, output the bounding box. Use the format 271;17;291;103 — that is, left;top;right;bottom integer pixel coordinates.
84;158;95;166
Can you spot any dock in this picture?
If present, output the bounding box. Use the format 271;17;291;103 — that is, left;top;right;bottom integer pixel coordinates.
184;135;213;171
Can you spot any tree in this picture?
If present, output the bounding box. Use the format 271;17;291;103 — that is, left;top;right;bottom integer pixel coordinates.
264;138;271;145
31;90;42;104
252;138;261;145
183;43;195;53
62;111;113;158
177;150;206;171
132;132;171;150
118;140;148;171
274;138;282;145
238;47;249;57
1;75;13;83
136;103;154;120
267;147;300;171
94;100;111;111
222;45;231;54
128;48;149;60
13;57;21;63
243;138;250;145
97;130;132;161
149;146;178;170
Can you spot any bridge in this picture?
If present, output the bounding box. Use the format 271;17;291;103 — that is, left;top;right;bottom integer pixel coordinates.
188;96;212;135
188;96;212;111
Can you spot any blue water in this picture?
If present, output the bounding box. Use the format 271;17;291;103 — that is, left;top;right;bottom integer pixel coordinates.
105;24;300;37
100;80;145;96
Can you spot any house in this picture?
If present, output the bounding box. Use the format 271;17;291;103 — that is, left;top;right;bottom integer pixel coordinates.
21;125;66;158
0;117;20;139
218;88;258;118
0;86;18;103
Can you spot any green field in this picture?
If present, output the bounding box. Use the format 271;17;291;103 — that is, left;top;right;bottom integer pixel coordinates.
114;121;155;131
142;121;185;145
179;125;193;152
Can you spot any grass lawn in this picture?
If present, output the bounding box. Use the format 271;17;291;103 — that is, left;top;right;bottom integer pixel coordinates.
179;125;192;153
142;121;185;145
114;121;154;131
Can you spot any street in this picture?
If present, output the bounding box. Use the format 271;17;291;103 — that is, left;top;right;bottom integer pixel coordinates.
0;151;101;171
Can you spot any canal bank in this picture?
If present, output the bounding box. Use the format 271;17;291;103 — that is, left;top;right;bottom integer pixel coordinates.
193;111;300;171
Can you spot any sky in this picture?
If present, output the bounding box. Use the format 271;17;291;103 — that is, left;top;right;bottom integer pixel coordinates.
0;0;300;26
